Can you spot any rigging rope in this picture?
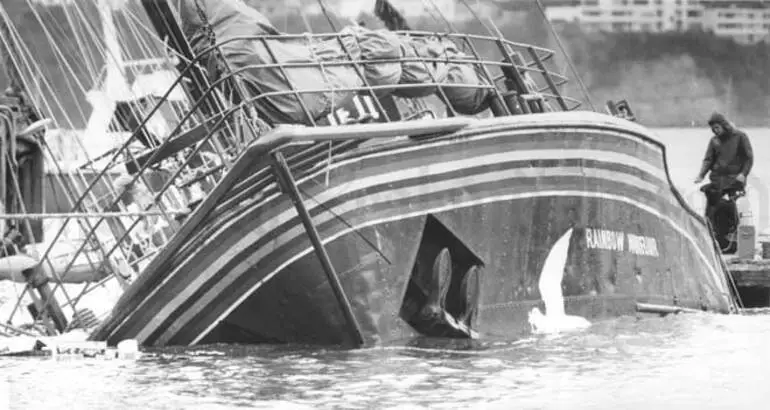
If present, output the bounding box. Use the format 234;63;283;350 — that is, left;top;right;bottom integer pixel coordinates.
20;0;95;125
0;0;204;326
532;0;595;110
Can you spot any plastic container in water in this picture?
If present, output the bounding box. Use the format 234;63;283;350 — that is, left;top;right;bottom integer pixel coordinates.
117;339;140;360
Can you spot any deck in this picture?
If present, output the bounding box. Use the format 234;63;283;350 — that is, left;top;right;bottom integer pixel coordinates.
726;256;770;308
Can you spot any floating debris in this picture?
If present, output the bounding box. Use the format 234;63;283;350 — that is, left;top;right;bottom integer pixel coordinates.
1;330;140;360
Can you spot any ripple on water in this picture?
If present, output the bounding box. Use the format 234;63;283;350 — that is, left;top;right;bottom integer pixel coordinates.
3;312;770;409
470;358;506;368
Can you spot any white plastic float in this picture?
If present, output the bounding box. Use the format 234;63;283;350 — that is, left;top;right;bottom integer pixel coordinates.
0;330;140;360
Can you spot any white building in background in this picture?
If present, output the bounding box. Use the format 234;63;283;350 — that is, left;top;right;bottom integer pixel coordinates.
700;0;770;44
546;0;705;32
545;0;770;44
545;1;583;23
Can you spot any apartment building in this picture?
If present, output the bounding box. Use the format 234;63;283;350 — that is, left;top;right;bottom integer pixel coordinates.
701;0;770;43
546;1;703;32
546;0;770;44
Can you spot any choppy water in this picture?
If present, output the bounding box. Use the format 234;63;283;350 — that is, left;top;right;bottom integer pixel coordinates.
2;311;770;409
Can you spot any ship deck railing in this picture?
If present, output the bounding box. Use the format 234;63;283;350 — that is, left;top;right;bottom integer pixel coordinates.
2;29;585;332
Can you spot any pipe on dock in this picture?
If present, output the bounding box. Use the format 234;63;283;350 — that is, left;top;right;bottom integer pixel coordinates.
636;302;702;315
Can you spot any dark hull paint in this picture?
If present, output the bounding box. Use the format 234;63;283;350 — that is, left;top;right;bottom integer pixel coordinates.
199;196;733;346
91;113;736;347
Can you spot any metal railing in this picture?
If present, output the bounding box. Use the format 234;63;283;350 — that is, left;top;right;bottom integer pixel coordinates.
2;28;581;333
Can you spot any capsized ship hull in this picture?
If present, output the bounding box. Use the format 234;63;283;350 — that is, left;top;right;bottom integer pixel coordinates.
91;112;737;347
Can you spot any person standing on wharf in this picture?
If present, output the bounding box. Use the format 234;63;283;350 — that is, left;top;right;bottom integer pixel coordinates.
694;112;754;222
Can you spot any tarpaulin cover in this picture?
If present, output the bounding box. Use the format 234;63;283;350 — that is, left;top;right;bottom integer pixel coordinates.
180;0;492;125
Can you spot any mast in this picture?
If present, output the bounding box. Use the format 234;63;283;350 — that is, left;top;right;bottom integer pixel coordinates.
140;0;218;115
0;4;14;205
726;75;733;119
102;0;129;97
0;7;12;252
0;9;23;95
84;0;133;140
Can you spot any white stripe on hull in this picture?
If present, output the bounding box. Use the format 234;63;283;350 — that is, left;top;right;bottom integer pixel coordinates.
108;125;719;346
144;181;729;346
180;190;727;346
309;126;664;176
148;165;663;344
114;135;672;341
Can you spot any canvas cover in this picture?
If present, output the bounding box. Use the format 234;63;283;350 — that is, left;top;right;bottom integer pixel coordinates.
179;0;492;125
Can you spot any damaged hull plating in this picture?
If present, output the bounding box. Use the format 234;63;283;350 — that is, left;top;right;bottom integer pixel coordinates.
91;112;737;347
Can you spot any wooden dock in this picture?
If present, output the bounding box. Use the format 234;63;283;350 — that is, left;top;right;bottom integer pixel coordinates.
726;257;770;308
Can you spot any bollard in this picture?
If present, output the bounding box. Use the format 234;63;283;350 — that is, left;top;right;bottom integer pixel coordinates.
737;201;756;260
738;224;756;260
762;241;770;260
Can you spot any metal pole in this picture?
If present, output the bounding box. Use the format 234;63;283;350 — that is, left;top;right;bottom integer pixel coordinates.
532;0;595;110
272;151;364;347
0;210;188;219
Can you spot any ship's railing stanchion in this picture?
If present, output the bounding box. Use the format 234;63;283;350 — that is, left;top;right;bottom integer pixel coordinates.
271;151;364;347
526;47;570;111
39;141;132;283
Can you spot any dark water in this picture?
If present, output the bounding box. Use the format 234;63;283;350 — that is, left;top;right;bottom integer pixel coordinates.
2;311;770;409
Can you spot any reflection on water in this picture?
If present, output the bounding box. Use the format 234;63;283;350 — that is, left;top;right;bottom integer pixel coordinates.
2;311;770;409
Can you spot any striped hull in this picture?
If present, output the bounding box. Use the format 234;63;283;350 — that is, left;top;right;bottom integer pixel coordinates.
91;112;736;347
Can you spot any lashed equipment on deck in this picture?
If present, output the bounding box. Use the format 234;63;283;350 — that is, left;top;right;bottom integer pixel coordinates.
181;0;492;126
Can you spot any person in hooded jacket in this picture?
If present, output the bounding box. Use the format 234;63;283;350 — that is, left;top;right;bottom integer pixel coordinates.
694;112;754;234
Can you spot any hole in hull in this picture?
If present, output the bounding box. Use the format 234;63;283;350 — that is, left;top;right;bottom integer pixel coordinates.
400;215;484;338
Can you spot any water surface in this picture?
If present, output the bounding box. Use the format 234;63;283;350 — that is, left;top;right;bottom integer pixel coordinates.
2;311;769;409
